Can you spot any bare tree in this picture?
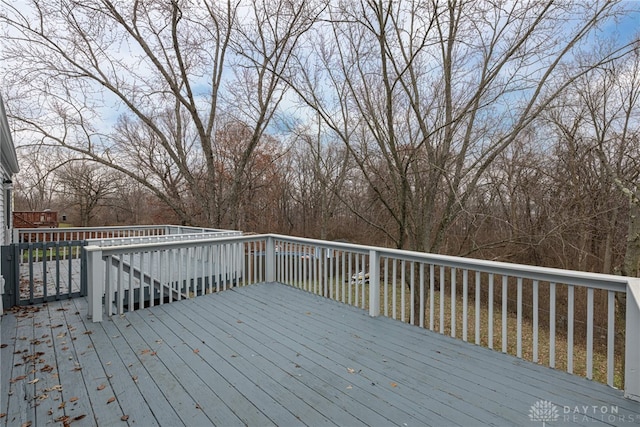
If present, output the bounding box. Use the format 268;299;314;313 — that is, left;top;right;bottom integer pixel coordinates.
290;0;636;254
576;44;640;277
55;161;120;227
13;146;59;211
0;0;323;228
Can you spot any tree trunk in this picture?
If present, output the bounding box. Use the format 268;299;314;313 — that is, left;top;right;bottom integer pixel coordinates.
623;190;640;278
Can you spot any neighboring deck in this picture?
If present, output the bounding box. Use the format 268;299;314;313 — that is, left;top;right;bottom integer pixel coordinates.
2;283;640;426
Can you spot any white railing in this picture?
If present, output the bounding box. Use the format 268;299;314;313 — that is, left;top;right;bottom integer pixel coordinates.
11;225;241;305
85;233;640;401
86;235;266;321
87;230;242;247
13;224;237;244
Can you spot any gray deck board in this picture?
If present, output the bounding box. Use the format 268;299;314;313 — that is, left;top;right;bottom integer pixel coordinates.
160;300;347;426
2;282;640;426
89;302;179;426
241;285;614;419
241;285;615;424
179;299;385;426
193;287;451;426
130;310;254;426
220;286;508;426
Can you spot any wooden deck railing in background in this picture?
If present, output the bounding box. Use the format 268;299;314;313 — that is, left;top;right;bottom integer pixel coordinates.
85;235;265;321
83;232;640;402
13;225;236;244
7;226;240;306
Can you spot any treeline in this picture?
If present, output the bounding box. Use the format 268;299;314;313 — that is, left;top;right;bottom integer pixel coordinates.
3;0;639;275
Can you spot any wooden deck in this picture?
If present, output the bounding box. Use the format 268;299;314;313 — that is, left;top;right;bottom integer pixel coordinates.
2;282;640;426
19;258;82;301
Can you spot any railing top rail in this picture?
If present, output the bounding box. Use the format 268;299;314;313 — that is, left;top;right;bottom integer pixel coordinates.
84;233;262;255
86;231;243;247
16;225;237;233
270;234;631;292
84;232;632;292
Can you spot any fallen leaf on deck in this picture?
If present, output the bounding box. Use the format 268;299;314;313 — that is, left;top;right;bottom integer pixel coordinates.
121;415;129;421
347;368;355;374
346;385;352;390
107;397;116;404
236;320;243;323
97;384;106;391
70;397;79;402
73;414;87;421
132;375;138;382
193;349;199;354
28;378;39;384
305;312;311;315
83;331;93;335
58;402;66;409
0;344;7;348
10;375;26;383
390;382;398;388
48;409;53;415
73;367;82;372
51;385;63;391
0;413;6;418
195;404;202;410
21;421;32;427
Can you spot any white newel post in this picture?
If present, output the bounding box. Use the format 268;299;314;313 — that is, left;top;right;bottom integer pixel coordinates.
625;278;640;401
369;249;380;317
265;237;275;283
86;246;104;322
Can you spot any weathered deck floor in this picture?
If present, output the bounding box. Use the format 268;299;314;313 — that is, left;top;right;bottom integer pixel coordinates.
2;282;640;426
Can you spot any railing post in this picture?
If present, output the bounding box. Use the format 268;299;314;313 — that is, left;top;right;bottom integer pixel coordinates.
369;249;380;317
265;236;275;283
625;278;640;401
86;246;104;322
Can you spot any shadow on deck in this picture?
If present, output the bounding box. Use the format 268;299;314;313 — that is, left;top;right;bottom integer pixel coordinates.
2;283;640;426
